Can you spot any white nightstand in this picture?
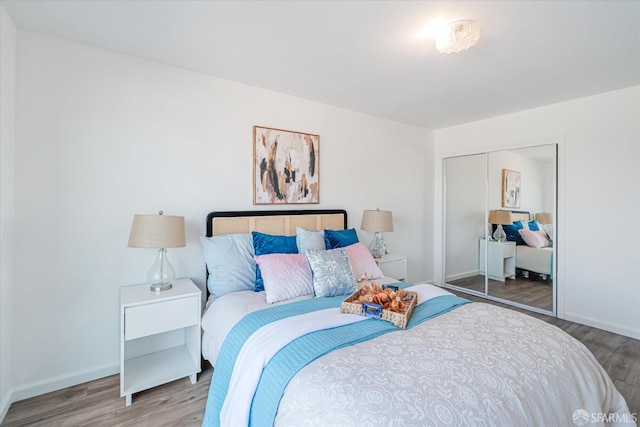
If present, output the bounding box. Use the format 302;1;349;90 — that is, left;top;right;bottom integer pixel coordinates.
120;277;201;406
479;239;516;282
375;254;407;281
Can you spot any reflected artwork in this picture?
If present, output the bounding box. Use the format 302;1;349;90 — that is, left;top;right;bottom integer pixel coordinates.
502;168;521;208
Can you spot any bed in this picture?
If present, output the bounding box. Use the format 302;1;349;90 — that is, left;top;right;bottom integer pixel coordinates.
200;210;630;426
501;211;553;278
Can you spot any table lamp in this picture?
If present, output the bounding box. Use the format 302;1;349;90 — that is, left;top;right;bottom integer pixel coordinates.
361;208;394;258
488;210;513;242
535;212;553;237
127;210;186;291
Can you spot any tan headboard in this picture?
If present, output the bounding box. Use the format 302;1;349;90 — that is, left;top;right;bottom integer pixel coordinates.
205;210;348;237
510;211;532;222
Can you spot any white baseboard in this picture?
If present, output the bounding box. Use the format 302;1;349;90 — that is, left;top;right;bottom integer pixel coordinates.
445;270;480;282
0;388;11;424
0;362;119;422
564;312;640;340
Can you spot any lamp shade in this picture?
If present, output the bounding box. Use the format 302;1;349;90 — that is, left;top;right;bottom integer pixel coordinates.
361;209;393;233
488;210;513;225
535;212;553;225
128;212;186;248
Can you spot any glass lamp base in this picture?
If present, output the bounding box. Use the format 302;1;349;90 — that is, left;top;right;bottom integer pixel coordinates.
368;232;387;258
147;248;175;292
493;224;507;242
150;282;173;292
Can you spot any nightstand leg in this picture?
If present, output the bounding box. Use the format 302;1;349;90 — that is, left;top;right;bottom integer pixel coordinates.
189;373;197;384
125;394;132;406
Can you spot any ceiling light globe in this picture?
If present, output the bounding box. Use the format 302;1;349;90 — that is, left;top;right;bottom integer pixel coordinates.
436;20;480;54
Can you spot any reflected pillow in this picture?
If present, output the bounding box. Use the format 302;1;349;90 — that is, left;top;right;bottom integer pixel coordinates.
528;220;541;231
344;242;383;280
254;253;314;304
502;221;526;245
296;227;326;253
518;229;550;248
324;228;359;249
200;234;256;298
306;248;357;297
252;231;298;292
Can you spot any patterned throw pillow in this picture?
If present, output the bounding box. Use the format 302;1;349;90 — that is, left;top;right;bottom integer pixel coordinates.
305;248;357;298
254;253;314;304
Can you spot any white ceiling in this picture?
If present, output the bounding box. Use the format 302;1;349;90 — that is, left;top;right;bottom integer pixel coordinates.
3;0;639;129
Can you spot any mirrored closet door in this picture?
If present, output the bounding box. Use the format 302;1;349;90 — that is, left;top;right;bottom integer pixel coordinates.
444;144;557;315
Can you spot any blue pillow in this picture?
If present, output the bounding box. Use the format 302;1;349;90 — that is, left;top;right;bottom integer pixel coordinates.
528;220;540;231
252;231;298;291
200;234;256;298
502;221;526;245
324;228;359;249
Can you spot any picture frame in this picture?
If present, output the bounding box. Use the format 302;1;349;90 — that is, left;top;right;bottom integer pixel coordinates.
253;126;320;205
502;168;521;208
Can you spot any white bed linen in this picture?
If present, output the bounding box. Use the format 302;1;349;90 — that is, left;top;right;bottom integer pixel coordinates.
201;277;398;366
516;245;552;275
204;282;631;426
219;284;452;427
275;302;631;427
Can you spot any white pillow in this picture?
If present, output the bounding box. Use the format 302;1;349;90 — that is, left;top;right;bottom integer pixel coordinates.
201;234;256;298
344;242;384;280
254;253;314;304
296;226;326;253
518;229;550;248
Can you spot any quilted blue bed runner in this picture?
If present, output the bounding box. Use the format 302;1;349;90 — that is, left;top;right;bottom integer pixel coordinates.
202;285;470;427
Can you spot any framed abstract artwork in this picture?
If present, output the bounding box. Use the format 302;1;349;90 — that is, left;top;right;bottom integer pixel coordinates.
253;126;320;205
502;168;521;208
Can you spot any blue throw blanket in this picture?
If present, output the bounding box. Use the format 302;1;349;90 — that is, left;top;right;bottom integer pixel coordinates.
202;288;470;427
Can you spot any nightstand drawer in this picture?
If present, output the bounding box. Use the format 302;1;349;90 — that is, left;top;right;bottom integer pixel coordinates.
502;243;515;258
125;296;198;340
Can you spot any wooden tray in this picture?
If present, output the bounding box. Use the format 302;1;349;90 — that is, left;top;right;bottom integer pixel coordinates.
340;287;417;329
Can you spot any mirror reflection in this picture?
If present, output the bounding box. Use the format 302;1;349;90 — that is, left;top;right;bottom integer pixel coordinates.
445;145;556;314
445;153;488;296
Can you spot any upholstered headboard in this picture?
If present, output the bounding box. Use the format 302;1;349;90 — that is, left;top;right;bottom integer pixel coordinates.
510;211;532;223
205;209;347;237
203;210;348;299
491;210;531;233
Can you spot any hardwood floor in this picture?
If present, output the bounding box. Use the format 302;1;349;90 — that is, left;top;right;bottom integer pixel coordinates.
1;367;213;427
3;295;638;426
448;271;553;311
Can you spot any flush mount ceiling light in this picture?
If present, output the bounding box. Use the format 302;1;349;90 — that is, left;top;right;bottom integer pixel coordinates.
436;20;480;54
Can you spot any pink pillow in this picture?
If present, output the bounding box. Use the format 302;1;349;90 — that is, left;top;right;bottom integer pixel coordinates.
254;253;313;304
518;229;550;248
344;242;384;281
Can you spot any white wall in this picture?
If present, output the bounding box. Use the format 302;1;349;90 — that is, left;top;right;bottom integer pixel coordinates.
0;4;17;421
435;86;640;339
9;30;434;402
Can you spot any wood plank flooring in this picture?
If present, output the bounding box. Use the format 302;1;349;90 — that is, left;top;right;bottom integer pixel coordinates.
3;294;638;426
448;272;553;311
